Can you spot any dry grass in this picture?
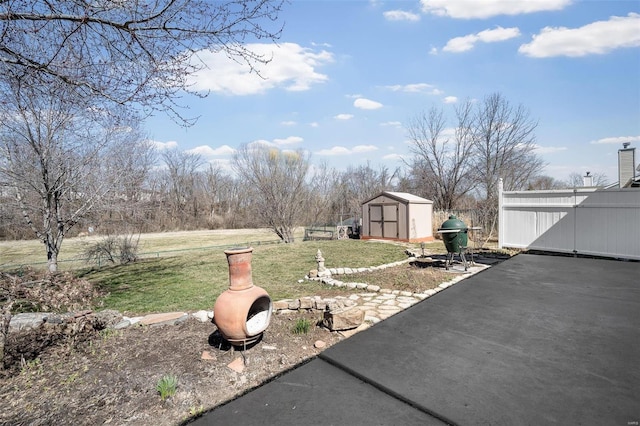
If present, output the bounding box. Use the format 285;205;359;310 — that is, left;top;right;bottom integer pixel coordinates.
0;228;289;270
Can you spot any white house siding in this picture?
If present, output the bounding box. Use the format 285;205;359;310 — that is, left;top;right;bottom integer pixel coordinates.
499;182;640;260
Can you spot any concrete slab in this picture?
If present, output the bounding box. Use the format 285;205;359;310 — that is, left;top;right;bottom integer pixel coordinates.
320;254;640;425
191;358;446;425
192;254;640;425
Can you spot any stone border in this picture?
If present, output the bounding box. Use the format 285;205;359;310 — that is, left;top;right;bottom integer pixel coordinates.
306;257;484;297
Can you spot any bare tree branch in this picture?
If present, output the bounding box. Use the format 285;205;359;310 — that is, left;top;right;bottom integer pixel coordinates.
0;0;285;124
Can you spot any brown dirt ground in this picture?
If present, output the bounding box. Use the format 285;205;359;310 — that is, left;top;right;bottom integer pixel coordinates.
0;311;343;426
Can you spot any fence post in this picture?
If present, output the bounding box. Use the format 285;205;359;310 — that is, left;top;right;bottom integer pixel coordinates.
498;178;504;249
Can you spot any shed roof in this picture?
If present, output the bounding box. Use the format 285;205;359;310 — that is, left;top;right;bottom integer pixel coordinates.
362;191;433;205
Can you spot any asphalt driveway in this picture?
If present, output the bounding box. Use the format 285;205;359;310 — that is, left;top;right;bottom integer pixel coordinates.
191;253;640;425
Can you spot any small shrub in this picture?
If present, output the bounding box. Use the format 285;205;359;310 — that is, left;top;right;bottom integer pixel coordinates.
156;374;178;400
292;318;312;335
83;233;140;266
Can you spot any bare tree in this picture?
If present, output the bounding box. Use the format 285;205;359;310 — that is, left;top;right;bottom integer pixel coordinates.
472;93;544;198
0;0;285;122
334;163;398;223
305;161;340;226
564;172;609;188
0;78;151;272
161;149;205;226
406;102;475;210
526;175;565;190
233;144;310;243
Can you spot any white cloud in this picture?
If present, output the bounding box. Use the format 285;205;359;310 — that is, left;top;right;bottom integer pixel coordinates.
590;135;640;145
533;145;568;154
273;136;304;146
519;13;640;58
429;47;439;55
149;140;178;150
443;26;521;52
334;114;354;120
187;144;236;157
316;146;350;156
383;10;420;22
420;0;571;19
443;96;458;104
380;121;403;128
316;145;379;156
352;145;378;153
383;153;405;161
384;83;442;95
281;120;297;126
247;137;304;148
309;122;319;127
354;98;383;110
188;42;334;95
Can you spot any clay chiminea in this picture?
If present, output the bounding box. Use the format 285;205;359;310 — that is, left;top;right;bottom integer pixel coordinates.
213;247;272;346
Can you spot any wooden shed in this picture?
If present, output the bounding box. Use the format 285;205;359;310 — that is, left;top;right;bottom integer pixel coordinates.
361;191;434;242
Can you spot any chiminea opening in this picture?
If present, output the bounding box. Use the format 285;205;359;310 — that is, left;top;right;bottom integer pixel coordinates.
246;296;272;336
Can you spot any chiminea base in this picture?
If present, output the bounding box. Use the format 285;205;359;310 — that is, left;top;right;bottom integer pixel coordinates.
213;287;272;347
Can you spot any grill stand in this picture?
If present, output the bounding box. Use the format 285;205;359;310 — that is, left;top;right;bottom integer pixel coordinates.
445;248;470;271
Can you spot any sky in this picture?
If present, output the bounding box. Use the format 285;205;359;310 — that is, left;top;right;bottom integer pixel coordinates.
144;0;640;185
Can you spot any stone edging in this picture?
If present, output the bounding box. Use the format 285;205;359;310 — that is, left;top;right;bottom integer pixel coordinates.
271;257;488;315
308;256;480;297
8;258;488;332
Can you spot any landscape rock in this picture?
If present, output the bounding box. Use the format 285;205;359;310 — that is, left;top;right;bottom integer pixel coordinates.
299;297;314;310
272;300;289;310
322;307;364;331
287;299;301;310
140;312;187;326
192;310;210;323
8;312;49;332
227;357;245;373
113;319;131;330
338;322;370;338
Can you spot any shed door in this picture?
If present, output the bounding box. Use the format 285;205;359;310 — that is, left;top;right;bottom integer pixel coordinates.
369;203;398;238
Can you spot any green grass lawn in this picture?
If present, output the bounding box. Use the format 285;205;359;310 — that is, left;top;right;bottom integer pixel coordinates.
2;229;458;315
77;238;442;315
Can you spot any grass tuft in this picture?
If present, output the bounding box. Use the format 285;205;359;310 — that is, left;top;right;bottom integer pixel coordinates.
156;374;178;400
292;318;312;334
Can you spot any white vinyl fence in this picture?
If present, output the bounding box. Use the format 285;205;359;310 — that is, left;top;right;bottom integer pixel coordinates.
498;180;640;260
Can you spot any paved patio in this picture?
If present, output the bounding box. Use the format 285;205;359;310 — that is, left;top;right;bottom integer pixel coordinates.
191;254;640;425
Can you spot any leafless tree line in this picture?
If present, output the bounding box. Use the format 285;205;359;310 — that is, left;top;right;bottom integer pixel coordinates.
0;89;584;270
0;0;285;272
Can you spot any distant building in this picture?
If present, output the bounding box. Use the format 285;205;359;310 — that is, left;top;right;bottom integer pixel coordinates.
361;191;434;242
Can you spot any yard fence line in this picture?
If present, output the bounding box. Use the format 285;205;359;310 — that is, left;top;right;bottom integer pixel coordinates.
498;181;640;260
1;238;284;272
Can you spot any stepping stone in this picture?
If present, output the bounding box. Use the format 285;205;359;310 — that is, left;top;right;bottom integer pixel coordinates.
140;312;187;326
